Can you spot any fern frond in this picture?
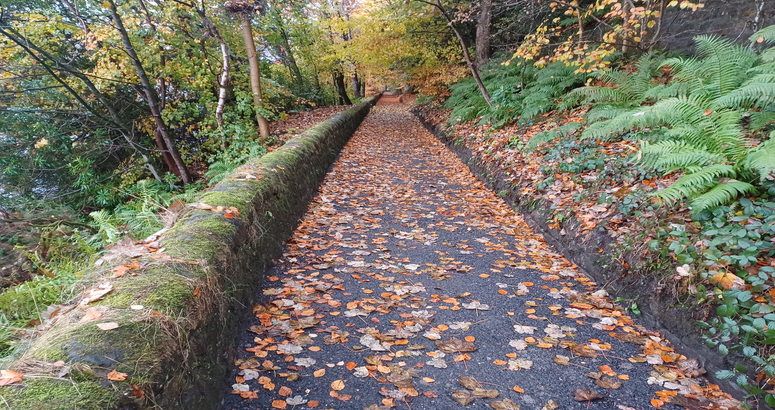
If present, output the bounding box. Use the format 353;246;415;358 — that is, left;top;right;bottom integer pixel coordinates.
742;133;775;181
644;82;691;100
689;180;757;212
641;140;727;170
203;161;238;186
749;110;775;131
714;82;775;109
654;164;737;204
585;105;635;123
751;25;775;44
761;48;775;63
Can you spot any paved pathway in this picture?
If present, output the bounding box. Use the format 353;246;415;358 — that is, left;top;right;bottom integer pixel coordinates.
220;99;735;410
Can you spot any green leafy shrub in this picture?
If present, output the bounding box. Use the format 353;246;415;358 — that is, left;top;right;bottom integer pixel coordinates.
562;30;775;213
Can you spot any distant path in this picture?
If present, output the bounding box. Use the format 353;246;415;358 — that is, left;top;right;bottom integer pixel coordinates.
219;98;734;410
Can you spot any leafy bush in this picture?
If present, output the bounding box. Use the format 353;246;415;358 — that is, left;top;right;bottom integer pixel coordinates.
445;57;589;128
561;30;775;213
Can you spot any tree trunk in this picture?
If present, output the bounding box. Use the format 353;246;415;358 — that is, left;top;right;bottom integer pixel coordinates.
475;0;491;69
333;70;352;105
427;0;491;105
201;15;230;128
352;72;361;99
107;0;190;183
277;23;303;85
239;13;271;141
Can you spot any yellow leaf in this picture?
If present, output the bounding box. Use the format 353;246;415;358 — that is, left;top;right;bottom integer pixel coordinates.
331;379;345;391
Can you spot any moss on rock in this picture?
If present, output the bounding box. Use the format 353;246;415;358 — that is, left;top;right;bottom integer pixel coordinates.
0;378;123;410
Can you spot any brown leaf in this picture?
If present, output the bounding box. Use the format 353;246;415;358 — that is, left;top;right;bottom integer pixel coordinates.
271;399;287;409
573;389;603;402
331;379;345;391
436;337;475;353
313;369;325;377
490;398;521;410
278;386;292;396
472;388;499;398
106;369;127;381
596;376;622;390
423;391;438;398
132;384;145;399
552;355;569;365
451;390;475;405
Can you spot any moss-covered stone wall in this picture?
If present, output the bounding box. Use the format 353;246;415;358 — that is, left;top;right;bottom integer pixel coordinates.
0;95;381;410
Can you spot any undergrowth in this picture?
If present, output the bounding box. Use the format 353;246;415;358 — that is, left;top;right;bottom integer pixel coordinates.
437;25;775;407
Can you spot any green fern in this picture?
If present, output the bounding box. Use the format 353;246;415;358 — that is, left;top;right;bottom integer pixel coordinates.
751;25;775;44
741;133;775;181
203;161;238;186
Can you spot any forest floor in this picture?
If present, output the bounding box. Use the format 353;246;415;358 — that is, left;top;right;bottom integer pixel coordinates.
219;99;740;410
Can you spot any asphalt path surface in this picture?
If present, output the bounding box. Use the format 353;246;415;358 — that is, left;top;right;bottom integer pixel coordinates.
219;99;731;410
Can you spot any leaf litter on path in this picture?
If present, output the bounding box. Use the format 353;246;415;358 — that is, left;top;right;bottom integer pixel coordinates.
221;101;741;410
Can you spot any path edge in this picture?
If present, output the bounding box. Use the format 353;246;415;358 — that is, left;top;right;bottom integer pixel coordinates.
0;95;381;410
410;106;759;406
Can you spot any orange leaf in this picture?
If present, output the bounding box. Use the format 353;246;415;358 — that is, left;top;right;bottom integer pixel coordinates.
346;362;357;370
498;289;508;295
309;346;321;352
651;398;664;407
314;369;325;377
331;379;345;391
513;385;524;393
382;398;394;406
107;369;127;381
423;391;438;398
278;386;292;397
464;336;475;342
0;370;23;386
272;399;287;409
307;400;319;408
493;360;507;365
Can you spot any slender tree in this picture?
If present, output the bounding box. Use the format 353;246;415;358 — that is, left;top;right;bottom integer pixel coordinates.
225;1;270;141
107;0;191;183
414;0;491;105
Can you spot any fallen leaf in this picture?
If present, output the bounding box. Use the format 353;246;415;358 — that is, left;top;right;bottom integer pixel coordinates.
459;376;480;390
436;337;475;353
452;390;475;405
132;384;145;399
278;386;292;396
574;389;603;402
79;309;103;323
286;395;308;405
0;370;23;386
513;385;524;393
331;379;345;391
596;376;622;390
553;355;569;365
490;398;521;410
313;369;325;377
106;369;127;381
97;322;119;330
272;399;287;409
